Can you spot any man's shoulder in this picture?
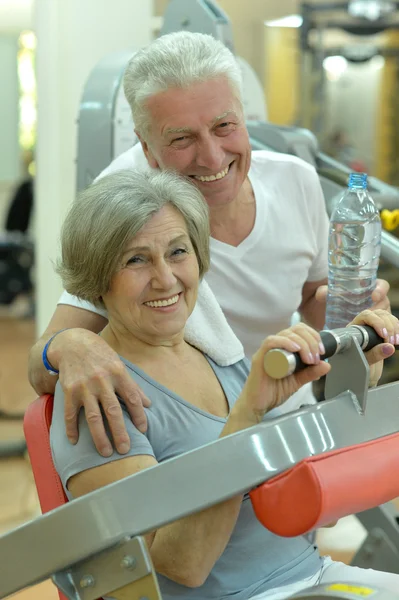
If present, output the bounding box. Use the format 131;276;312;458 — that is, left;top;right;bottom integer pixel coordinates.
250;149;316;175
95;144;150;181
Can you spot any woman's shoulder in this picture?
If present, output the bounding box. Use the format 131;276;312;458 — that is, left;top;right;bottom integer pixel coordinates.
207;356;250;385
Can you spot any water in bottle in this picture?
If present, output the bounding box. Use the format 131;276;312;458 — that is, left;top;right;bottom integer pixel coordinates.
325;172;381;330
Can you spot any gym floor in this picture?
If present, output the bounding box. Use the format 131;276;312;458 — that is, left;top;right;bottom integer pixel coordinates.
0;313;388;600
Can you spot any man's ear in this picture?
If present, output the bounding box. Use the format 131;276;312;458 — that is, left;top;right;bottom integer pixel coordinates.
135;131;160;169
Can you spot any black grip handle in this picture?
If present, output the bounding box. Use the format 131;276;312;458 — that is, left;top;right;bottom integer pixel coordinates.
359;324;384;352
288;329;341;374
263;325;389;379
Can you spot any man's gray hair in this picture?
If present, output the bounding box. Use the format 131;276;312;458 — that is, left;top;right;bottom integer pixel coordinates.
56;169;210;307
123;31;243;139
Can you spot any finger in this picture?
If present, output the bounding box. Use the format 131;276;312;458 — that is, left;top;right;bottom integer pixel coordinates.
372;278;390;302
289;323;323;364
351;309;399;344
83;395;113;457
100;393;131;455
141;395;152;409
294;361;331;387
371;279;391;311
365;343;395;366
64;405;80;445
372;295;391;312
116;373;149;433
124;393;149;434
259;329;320;374
373;310;399;345
315;285;328;304
259;332;312;365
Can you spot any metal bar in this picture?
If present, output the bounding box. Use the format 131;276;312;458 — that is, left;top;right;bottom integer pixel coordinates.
356;503;399;550
53;536;154;600
381;230;399;269
302;2;350;11
2;381;399;597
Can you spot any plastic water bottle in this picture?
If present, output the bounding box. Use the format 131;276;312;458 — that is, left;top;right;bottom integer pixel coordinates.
325;172;381;330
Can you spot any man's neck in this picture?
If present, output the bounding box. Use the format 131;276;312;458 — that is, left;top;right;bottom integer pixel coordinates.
209;177;256;247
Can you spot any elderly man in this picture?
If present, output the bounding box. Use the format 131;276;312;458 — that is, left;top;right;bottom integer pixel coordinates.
29;31;389;456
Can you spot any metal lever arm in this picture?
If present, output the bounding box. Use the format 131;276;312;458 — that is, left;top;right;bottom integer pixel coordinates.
263;325;390;379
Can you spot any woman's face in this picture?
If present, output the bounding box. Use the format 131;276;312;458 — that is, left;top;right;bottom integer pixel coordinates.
102;204;200;345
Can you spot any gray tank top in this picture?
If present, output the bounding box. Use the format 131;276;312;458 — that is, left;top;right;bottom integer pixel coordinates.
50;354;321;600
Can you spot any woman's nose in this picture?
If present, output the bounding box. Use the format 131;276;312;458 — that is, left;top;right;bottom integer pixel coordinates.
152;261;177;289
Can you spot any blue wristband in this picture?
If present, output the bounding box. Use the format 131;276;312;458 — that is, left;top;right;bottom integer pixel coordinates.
42;329;70;376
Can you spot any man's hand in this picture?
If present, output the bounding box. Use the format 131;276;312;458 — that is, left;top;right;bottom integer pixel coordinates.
315;278;391;314
48;329;150;456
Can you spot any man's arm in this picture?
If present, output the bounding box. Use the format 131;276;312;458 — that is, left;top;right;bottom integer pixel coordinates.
28;304;149;456
29;305;107;395
298;277;328;331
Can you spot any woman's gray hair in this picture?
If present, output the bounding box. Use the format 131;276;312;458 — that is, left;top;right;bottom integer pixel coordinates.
56;169;210;307
123;31;243;139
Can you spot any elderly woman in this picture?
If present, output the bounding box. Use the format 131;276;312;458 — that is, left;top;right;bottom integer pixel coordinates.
50;169;399;600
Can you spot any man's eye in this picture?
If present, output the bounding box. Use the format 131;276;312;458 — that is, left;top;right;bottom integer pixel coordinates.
217;122;235;132
171;136;191;147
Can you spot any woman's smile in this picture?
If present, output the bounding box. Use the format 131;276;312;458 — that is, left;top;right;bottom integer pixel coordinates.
143;292;182;311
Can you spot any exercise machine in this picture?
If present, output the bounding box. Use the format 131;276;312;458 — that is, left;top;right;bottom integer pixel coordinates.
1;327;399;599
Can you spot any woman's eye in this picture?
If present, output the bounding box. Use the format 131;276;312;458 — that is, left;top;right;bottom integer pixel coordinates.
126;255;145;265
171;247;187;257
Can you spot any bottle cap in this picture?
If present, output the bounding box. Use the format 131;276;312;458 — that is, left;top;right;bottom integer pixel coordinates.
348;172;367;190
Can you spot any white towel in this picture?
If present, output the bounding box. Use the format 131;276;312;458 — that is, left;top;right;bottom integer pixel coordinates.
58;280;244;366
185;279;244;366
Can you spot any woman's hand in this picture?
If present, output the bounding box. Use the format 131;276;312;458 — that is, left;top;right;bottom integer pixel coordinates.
234;323;331;424
348;309;399;387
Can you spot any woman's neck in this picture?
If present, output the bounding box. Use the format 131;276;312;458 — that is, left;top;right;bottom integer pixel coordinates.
100;321;188;364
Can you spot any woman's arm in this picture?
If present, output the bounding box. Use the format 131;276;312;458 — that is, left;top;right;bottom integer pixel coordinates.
68;411;255;588
66;324;333;588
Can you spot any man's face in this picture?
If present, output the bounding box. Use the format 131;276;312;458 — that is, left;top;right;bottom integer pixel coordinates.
138;77;251;209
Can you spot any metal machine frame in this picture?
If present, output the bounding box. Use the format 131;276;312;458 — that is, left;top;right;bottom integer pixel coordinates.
298;1;399;184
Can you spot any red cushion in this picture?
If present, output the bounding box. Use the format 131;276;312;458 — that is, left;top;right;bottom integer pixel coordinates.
23;395;68;514
23;396;69;600
249;431;399;537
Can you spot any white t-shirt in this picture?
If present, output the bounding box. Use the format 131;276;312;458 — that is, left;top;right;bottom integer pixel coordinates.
59;145;329;408
206;150;328;358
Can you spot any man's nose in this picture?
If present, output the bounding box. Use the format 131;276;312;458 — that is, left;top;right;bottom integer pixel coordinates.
195;136;224;172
